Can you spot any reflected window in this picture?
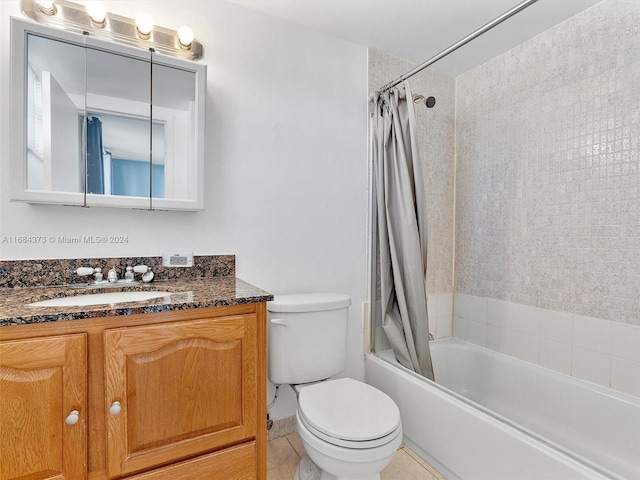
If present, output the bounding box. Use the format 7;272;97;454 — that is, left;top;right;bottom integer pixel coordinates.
26;64;44;189
85;112;165;197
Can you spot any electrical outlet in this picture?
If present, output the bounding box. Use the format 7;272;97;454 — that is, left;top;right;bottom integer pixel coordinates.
162;252;194;267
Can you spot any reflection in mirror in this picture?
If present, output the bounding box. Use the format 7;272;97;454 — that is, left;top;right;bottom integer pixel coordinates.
151;62;196;202
27;34;85;193
85;113;165;197
85;46;151;200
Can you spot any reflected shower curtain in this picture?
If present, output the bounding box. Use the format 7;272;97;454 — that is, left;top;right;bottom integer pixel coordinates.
86;116;105;194
371;82;434;380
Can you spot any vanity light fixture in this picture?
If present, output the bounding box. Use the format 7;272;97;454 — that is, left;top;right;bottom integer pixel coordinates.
21;0;202;60
85;1;106;27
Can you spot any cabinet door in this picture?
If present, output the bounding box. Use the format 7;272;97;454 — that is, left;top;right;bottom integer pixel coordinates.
0;334;87;480
104;313;257;478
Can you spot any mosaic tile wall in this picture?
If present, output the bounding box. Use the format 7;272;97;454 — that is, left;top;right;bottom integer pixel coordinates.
455;0;640;325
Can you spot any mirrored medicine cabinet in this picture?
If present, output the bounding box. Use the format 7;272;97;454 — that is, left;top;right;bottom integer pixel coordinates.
10;18;206;210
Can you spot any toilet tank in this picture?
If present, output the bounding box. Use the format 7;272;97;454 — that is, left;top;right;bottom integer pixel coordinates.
267;293;351;385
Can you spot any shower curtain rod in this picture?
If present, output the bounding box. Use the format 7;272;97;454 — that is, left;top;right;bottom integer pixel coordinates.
379;0;539;92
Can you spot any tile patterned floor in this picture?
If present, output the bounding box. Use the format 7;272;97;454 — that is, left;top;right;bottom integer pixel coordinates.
268;433;446;480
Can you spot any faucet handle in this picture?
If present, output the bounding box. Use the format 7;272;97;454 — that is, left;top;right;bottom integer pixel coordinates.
133;265;154;283
76;267;96;276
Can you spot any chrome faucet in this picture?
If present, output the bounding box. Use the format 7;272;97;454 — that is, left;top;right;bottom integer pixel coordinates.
75;265;153;285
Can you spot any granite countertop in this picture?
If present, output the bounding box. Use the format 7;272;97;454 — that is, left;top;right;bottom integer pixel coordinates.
1;277;273;327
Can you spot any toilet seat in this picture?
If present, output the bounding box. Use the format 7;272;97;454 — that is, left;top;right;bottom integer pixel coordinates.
298;411;402;449
298;378;401;449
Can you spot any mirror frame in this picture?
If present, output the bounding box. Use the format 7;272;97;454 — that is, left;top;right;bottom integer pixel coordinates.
10;17;206;211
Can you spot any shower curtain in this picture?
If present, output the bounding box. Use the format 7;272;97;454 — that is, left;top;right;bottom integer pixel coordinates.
371;82;434;381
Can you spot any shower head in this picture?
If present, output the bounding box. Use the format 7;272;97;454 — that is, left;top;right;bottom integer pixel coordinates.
412;94;436;108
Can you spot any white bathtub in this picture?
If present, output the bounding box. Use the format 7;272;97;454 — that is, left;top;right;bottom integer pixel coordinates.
365;338;640;480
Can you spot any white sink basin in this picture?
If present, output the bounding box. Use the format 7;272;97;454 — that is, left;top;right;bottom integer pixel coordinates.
29;291;172;307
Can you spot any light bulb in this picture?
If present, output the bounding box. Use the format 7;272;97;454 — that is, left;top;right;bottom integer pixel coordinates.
135;12;154;38
35;0;56;15
86;1;106;26
177;25;194;49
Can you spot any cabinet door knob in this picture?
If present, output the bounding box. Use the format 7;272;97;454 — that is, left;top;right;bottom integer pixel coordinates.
65;410;80;425
109;401;122;415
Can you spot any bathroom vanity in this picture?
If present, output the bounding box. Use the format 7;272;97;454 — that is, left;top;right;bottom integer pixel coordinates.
0;257;271;480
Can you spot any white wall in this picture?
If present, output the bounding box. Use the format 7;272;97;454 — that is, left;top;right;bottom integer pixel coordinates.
0;1;369;418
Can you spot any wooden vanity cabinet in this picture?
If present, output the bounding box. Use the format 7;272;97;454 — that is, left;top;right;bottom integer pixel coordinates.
0;303;267;480
0;334;87;480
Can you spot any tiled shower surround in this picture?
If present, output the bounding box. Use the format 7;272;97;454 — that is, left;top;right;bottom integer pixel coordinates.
369;0;639;391
455;294;640;397
456;0;639;325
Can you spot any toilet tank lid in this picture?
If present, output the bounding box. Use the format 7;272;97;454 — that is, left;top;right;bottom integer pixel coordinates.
267;293;351;313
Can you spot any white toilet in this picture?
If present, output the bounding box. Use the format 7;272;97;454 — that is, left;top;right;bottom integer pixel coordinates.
267;293;402;480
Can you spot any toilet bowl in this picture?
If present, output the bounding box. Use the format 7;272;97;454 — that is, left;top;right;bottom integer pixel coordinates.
294;378;402;480
267;293;403;480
